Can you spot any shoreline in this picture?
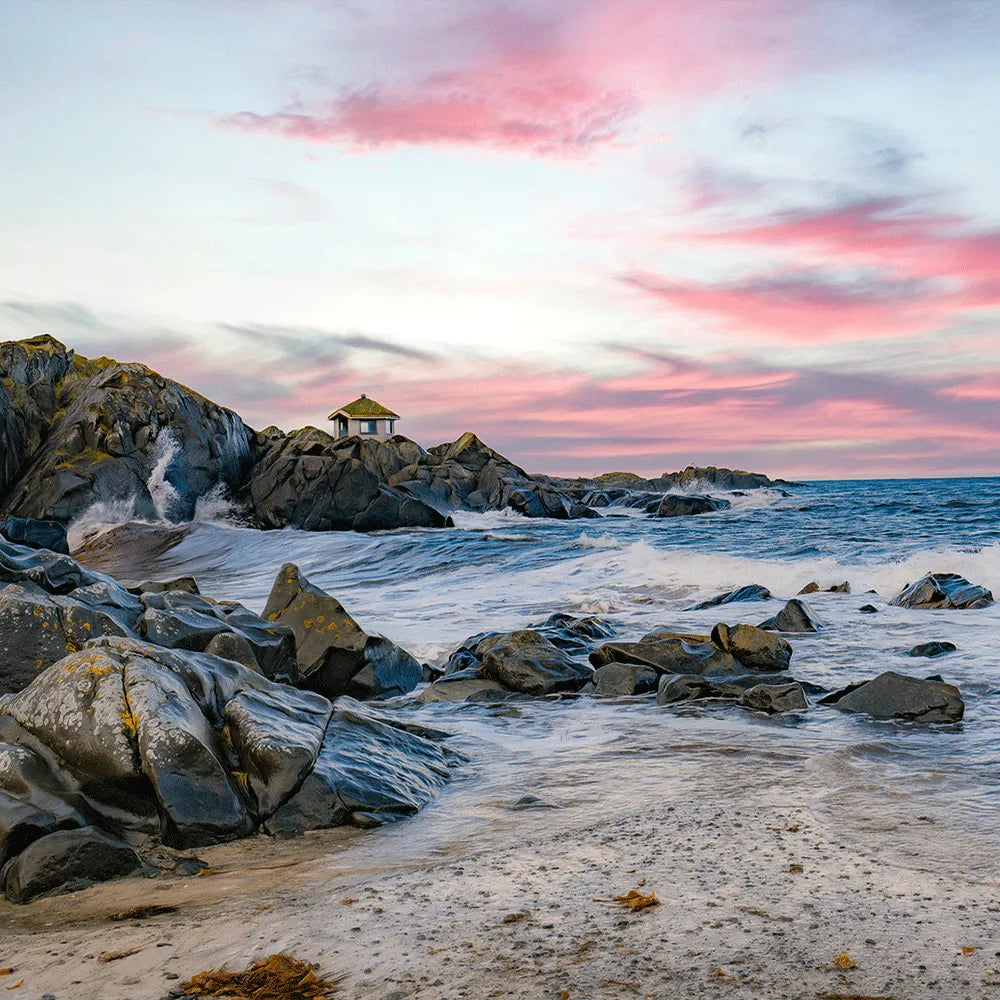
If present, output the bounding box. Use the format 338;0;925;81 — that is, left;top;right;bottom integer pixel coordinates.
4;749;998;1000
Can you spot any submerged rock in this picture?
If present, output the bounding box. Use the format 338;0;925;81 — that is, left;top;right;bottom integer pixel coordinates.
263;563;421;701
907;641;957;658
757;599;822;633
655;494;731;518
690;584;772;611
890;573;993;610
820;670;964;722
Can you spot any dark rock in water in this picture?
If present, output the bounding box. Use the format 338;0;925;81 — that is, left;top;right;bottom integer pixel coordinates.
591;632;740;677
690;584;772;611
738;682;807;714
829;581;850;594
263;563;420;700
859;604;878;614
132;577;200;596
655;494;730;518
798;582;819;594
0;519;69;555
657;674;727;705
757;599;822;633
890;572;993;610
418;673;512;703
907;641;957;658
264;698;453;835
593;662;658;697
820;670;963;722
530;613;614;657
2;826;142;903
479;630;593;695
510;794;558;811
710;623;792;672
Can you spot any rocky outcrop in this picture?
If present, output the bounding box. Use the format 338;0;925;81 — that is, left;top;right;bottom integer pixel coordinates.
262;563;421;700
247;428;447;532
656;674;807;714
4;354;256;523
907;641;957;658
0;635;456;902
819;671;964;722
478;630;594;695
890;573;994;610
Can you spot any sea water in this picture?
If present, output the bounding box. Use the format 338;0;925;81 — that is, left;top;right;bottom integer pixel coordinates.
74;478;1000;875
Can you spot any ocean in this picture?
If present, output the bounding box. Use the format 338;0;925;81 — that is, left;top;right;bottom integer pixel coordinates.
74;477;1000;876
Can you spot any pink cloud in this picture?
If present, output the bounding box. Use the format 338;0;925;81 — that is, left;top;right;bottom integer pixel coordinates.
623;198;1000;343
217;0;798;154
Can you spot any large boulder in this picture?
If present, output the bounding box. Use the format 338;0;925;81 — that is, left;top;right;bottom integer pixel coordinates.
265;698;454;834
890;573;993;610
655;494;730;517
590;631;741;677
479;630;593;695
593;662;659;697
263;563;421;700
1;826;143;903
5;361;256;524
711;623;792;672
820;671;964;722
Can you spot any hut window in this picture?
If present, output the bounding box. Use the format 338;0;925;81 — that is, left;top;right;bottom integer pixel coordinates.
360;420;378;434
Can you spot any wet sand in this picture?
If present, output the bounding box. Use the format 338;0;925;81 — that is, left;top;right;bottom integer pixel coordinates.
3;751;998;1000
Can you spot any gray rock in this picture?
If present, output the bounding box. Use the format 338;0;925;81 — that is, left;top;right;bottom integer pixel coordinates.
821;670;964;722
478;630;593;695
890;573;993;610
907;641;957;658
591;633;741;677
262;563;420;700
657;674;727;705
738;682;807;714
655;494;731;517
757;599;822;633
593;662;659;696
690;585;772;610
2;826;142;903
711;623;792;672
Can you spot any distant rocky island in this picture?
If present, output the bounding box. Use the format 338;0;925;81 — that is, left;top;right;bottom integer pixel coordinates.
0;334;788;532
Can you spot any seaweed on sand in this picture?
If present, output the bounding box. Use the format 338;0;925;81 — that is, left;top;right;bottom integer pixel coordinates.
180;954;341;999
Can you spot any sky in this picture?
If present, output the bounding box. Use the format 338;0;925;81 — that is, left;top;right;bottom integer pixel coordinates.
1;0;998;479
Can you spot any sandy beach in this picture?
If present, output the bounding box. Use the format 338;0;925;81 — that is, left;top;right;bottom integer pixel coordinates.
4;743;997;1000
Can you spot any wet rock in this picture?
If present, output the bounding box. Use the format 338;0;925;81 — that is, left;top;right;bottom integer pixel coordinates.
510;795;558;810
657;674;728;705
2;826;142;903
0;739;87;865
829;581;850;593
418;671;511;703
859;604;878;614
0;518;69;555
690;585;772;611
757;599;822;633
479;630;593;695
907;641;957;658
890;572;993;610
593;662;658;697
820;670;964;722
265;698;453;834
263;564;420;700
738;682;807;714
655;494;731;518
710;623;792;672
591;632;740;677
132;577;200;596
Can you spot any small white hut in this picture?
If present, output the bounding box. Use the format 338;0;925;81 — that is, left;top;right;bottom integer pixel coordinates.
328;394;400;442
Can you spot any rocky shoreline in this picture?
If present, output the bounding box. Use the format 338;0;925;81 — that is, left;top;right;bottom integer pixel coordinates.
0;335;783;532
